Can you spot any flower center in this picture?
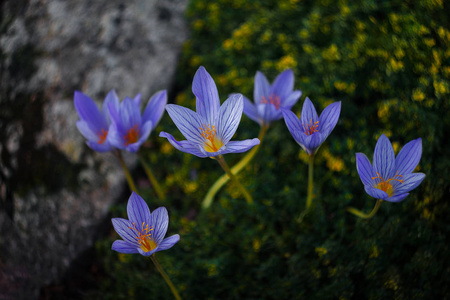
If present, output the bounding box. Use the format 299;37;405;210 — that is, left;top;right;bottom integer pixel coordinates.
129;221;157;252
303;119;319;136
372;171;403;197
97;129;108;144
199;124;223;152
124;125;140;146
261;94;281;110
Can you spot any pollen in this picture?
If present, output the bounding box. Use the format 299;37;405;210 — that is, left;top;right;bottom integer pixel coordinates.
372;171;403;197
124;125;140;146
200;124;223;152
97;129;108;144
303;118;319;136
129;222;157;252
261;94;281;110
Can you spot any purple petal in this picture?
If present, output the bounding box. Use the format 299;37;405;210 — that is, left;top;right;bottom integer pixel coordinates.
151;207;169;245
74;91;108;131
242;95;262;125
157;234;180;251
364;186;389;200
281;90;302;110
373;134;396;179
107;122;126;149
159;132;208;158
125;121;153;153
254;71;270;104
385;193;409;203
76;120;99;142
111;218;139;246
127;192;151;226
303;132;324;155
217;94;243;144
282;109;302;137
270;69;294;100
300;97;319;128
393;173;425;195
86;140;113;152
395;138;422;175
192;66;220;125
356;153;376;186
319;101;341;137
103;90;120;124
142;90;167;127
165;104;205;145
138;248;154;257
120;97;141;130
112;240;139;254
220;138;260;155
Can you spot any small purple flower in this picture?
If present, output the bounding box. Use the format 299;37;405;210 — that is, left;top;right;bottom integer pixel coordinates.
112;192;180;256
108;90;167;153
160;66;260;158
282;98;341;155
356;134;425;202
243;69;302;126
74;90;119;152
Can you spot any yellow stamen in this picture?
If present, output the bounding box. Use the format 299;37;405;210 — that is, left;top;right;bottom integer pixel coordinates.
128;222;157;252
372;171;403;197
124;124;140;146
261;94;281;110
97;129;108;144
199;124;223;152
303;118;319;136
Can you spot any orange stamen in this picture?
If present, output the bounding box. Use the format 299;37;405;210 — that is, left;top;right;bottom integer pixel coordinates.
199;124;223;152
124;124;140;146
97;129;108;144
303;118;319;136
371;171;403;197
261;94;281;110
128;221;155;252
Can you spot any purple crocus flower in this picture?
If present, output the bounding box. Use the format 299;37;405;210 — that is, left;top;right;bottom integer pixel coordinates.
111;192;180;256
74;90;119;152
108;90;167;153
356;134;425;202
160;66;260;158
243;69;302;126
282;97;341;155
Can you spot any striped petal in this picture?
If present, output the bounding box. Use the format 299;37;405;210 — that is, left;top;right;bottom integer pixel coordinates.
319;101;341;137
112;240;139;254
74;91;107;132
165;104;205;145
303;132;323;155
300;98;319;128
220;138;260;155
151;207;169;245
120;97;141;130
217;94;243;145
142;90;167;127
158;234;180;251
103;90;120;125
282;90;302;110
364;186;389;200
395;138;422;175
192;66;220;125
282;109;302;139
394;173;425;195
254;71;270;104
159;132;208;158
127;192;151;226
385;193;409;203
373;134;395;180
271;69;294;100
356;153;376;186
111;218;139;246
242;95;262;125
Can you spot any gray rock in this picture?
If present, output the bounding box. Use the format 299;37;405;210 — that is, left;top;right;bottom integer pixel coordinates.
0;0;188;298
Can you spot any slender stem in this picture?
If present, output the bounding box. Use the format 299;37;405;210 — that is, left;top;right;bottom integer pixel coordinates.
347;199;383;219
215;155;253;205
115;150;137;192
306;154;315;209
138;152;166;200
150;255;182;300
202;125;268;209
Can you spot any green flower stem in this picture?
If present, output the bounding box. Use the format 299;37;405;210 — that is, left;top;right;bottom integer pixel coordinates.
150;255;182;300
138;153;166;200
214;155;254;205
347;199;383;219
115;150;137;192
306;154;315;209
202;125;268;209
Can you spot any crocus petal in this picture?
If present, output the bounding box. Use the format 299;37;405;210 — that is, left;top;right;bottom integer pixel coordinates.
282;109;303;137
271;69;294;100
395;138;422;175
303;132;323;155
318;101;341;137
151;207;169;245
125;121;153;153
107;122;127;149
111;218;139;246
242;95;262;125
385;193;409;203
103;90;120;124
159;132;208;158
133;93;142;107
157;234;180;251
112;240;139;254
165;104;205;145
76;120;99;142
86;140;113;152
394;173;425;195
192;66;220;125
364;186;389;200
217;94;243;145
127;192;151;226
138;248;155;257
254;71;270;104
120;98;141;130
142;90;167;127
300;97;319;128
220;138;260;155
356;153;376;186
282;90;302;110
373;134;396;180
74;91;107;131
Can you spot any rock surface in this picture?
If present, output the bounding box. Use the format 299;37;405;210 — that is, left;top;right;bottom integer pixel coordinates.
0;0;188;298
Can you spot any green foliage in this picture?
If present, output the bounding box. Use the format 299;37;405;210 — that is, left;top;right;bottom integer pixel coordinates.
91;0;450;298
